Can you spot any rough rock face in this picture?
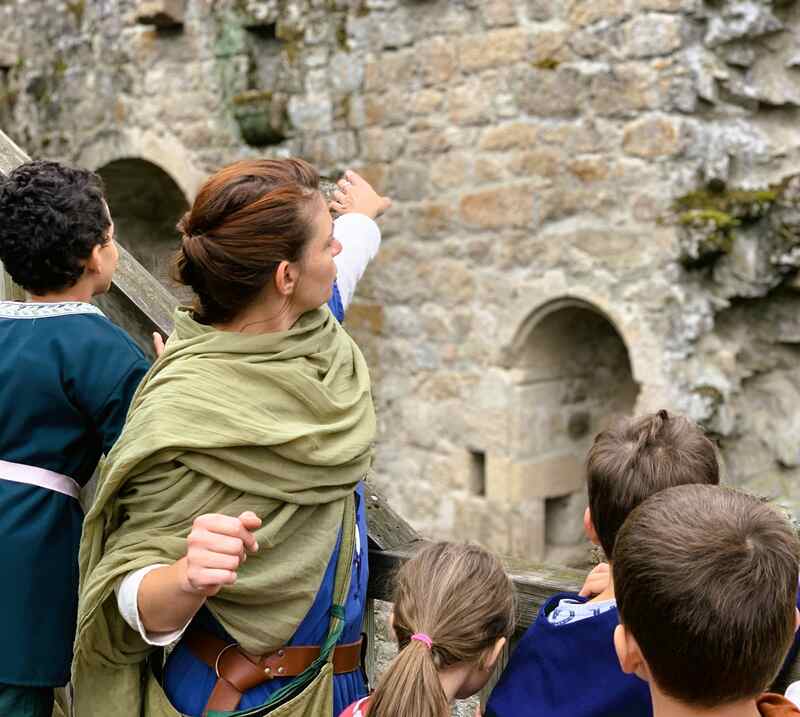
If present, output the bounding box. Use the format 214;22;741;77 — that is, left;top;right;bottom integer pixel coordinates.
3;0;800;564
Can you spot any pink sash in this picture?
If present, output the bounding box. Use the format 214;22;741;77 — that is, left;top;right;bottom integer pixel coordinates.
0;459;81;499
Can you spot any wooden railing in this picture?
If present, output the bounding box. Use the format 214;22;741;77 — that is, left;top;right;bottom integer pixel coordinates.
0;130;587;697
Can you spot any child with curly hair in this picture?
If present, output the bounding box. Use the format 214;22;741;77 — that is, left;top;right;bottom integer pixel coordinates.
0;160;151;716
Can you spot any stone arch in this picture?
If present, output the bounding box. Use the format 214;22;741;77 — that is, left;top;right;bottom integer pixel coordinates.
97;157;189;293
490;297;640;564
79;128;206;203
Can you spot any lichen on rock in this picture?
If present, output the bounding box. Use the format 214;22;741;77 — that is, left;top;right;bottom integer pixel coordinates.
674;183;782;268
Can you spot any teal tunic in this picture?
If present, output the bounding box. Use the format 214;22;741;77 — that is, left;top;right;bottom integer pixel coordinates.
0;301;149;687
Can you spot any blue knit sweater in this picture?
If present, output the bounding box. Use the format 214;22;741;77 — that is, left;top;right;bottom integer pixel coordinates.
487;590;800;717
486;592;652;717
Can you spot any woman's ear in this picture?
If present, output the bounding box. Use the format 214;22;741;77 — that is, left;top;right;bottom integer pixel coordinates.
584;507;600;546
274;259;299;297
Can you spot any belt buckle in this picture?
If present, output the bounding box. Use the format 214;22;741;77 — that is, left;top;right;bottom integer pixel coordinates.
214;643;239;679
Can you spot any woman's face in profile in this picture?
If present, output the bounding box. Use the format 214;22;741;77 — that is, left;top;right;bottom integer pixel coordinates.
294;192;342;312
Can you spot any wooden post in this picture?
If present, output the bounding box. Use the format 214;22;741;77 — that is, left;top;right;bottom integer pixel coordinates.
362;598;377;688
0;264;24;301
0;130;28;301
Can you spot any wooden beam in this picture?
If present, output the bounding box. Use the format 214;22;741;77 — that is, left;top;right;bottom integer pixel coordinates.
363;479;420;551
0;129;27;174
0;131;28;301
368;539;585;634
93;247;177;359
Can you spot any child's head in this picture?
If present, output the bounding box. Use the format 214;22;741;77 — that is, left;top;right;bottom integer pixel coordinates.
370;542;515;717
614;484;800;709
586;409;719;560
0;160;117;296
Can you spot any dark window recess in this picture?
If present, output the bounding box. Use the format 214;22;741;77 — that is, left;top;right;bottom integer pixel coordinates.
469;450;486;497
245;23;278;41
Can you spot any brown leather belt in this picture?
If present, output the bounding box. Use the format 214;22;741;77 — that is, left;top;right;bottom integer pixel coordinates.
184;627;363;715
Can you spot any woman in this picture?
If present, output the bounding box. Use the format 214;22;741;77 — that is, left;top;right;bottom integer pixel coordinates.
72;159;391;717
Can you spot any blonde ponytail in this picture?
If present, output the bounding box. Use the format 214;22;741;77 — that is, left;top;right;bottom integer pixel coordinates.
369;542;515;717
369;638;449;717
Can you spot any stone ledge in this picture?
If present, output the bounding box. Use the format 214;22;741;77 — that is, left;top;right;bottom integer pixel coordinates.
486;452;585;502
135;0;185;29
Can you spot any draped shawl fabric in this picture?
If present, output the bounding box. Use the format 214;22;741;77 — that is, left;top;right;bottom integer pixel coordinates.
72;306;376;716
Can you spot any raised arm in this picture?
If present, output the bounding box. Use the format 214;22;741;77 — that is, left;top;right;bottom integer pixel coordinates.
330;170;392;311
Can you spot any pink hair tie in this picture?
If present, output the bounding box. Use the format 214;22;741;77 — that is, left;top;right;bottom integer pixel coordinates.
410;633;433;649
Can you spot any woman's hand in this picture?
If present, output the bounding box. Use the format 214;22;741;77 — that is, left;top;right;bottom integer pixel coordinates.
178;511;261;596
138;511;261;633
329;170;392;219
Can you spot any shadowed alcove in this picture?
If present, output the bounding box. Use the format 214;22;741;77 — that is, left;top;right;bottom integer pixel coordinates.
97;157;189;296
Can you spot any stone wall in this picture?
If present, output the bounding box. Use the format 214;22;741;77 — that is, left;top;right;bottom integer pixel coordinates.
3;0;800;563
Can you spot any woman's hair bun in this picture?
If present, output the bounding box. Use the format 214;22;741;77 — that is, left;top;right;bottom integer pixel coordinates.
168;158;321;324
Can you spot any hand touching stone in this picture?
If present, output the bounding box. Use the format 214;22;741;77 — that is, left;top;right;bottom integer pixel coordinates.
330;169;392;219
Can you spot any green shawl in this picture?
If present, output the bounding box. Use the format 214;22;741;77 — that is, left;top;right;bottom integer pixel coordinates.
72;306;375;716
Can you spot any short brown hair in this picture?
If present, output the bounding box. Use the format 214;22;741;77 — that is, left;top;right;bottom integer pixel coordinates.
172;158;321;324
369;542;515;717
587;410;719;559
615;484;799;708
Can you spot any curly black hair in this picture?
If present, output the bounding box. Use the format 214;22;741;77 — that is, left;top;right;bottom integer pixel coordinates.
0;160;111;294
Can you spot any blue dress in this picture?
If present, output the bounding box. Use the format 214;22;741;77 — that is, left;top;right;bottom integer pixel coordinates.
328;281;345;323
164;483;369;716
0;301;149;687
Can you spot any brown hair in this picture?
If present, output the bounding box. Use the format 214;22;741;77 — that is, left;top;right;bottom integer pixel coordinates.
369;542;515;717
614;484;799;707
172;158;321;324
587;409;719;559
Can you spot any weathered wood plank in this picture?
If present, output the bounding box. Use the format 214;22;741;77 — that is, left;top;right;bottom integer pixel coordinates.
363;479;420;551
0;131;28;301
368;540;585;633
0;129;27;175
93;246;177;358
362;598;378;688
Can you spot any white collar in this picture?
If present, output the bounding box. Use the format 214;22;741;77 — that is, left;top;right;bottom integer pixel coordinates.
0;300;105;319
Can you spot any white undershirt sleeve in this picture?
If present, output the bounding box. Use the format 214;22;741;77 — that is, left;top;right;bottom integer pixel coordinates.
786;681;800;708
333;213;382;311
115;514;363;648
115;564;192;647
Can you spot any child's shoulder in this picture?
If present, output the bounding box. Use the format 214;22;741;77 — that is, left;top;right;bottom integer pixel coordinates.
339;696;370;717
57;307;145;361
488;593;622;702
0;301;144;360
